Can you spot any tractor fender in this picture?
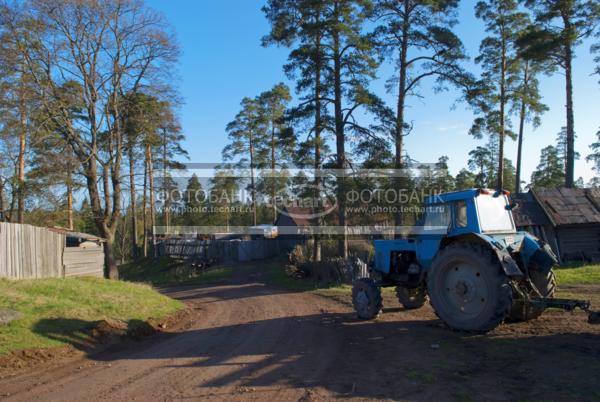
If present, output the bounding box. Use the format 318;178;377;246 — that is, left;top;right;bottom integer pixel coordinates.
441;233;524;279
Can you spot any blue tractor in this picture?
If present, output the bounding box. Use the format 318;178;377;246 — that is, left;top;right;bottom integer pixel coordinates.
352;189;596;333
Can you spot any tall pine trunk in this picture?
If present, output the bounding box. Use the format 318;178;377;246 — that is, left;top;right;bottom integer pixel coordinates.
128;146;138;258
395;1;409;231
249;130;257;226
142;156;148;258
515;62;529;194
564;39;575;188
146;143;157;258
66;170;74;230
332;2;348;258
17;76;26;224
163;139;170;229
496;33;507;191
313;22;322;263
270;116;276;223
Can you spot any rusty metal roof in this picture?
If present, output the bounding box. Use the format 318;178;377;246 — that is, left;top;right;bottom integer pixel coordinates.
532;188;600;226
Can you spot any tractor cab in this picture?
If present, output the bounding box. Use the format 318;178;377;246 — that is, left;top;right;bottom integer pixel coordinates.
421;188;516;236
354;188;597;333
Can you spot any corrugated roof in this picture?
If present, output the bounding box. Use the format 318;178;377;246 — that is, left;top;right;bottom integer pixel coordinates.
532;188;600;226
510;192;552;227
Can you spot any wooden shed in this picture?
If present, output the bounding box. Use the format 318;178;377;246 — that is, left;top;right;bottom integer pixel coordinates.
0;223;105;279
532;188;600;262
512;188;600;263
52;229;105;278
510;192;559;255
274;206;312;238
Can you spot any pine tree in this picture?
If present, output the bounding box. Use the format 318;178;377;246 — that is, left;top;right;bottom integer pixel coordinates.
530;145;565;188
182;174;206;227
519;0;600;187
555;126;580;171
263;0;332;261
468;146;494;188
373;0;468;213
512;57;549;193
431;156;455;193
327;0;381;257
223;97;268;226
586;128;600;187
469;0;528;190
455;169;476;190
256;83;294;222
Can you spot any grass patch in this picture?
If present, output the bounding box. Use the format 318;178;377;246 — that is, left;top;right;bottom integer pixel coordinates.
406;369;436;384
0;277;182;355
119;257;232;286
555;264;600;285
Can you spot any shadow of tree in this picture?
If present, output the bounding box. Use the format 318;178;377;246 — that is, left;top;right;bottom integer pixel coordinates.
31;310;600;401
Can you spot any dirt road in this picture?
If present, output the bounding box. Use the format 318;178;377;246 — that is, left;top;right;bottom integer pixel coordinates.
1;265;599;401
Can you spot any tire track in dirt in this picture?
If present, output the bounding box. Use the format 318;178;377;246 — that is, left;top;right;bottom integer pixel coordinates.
2;270;600;402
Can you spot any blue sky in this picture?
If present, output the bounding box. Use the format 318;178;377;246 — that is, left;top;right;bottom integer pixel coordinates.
146;0;600;184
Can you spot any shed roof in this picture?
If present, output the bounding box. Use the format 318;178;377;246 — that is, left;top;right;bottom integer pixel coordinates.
510;192;552;227
47;227;105;242
276;207;313;227
532;188;600;226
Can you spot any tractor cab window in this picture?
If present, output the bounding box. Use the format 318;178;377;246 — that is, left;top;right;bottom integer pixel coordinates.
476;194;515;232
423;204;451;231
454;201;468;228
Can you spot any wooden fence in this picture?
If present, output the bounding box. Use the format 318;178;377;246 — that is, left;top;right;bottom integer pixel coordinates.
0;223;105;279
0;222;65;279
159;238;303;262
63;243;105;278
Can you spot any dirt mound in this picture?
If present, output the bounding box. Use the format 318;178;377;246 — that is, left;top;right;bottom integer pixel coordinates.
0;310;190;381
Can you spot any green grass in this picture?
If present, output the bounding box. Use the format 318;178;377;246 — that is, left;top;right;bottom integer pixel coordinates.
406;369;436;384
555;264;600;285
0;277;183;355
266;258;600;295
119;257;232;286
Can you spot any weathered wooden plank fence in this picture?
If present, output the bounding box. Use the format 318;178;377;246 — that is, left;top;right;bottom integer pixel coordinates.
159;238;303;262
0;223;104;279
0;223;64;279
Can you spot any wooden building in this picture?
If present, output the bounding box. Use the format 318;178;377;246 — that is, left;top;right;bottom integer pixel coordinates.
512;188;600;263
0;223;105;279
274;206;312;238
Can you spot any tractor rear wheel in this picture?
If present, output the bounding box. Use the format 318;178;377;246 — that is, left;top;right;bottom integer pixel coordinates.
352;278;382;319
508;269;556;322
396;286;427;309
427;242;512;333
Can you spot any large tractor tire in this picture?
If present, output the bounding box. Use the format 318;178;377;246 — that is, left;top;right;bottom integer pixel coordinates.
427;242;512;333
352;278;382;319
396;286;427;309
508;269;556;322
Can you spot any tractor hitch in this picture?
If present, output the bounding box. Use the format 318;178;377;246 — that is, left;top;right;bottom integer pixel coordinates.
530;297;600;324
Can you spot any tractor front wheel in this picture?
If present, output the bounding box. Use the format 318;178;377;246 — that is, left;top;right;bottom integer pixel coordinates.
352;278;382;319
427;243;512;333
396;286;427;309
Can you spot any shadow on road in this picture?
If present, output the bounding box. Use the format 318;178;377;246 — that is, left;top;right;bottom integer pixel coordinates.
32;308;600;401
